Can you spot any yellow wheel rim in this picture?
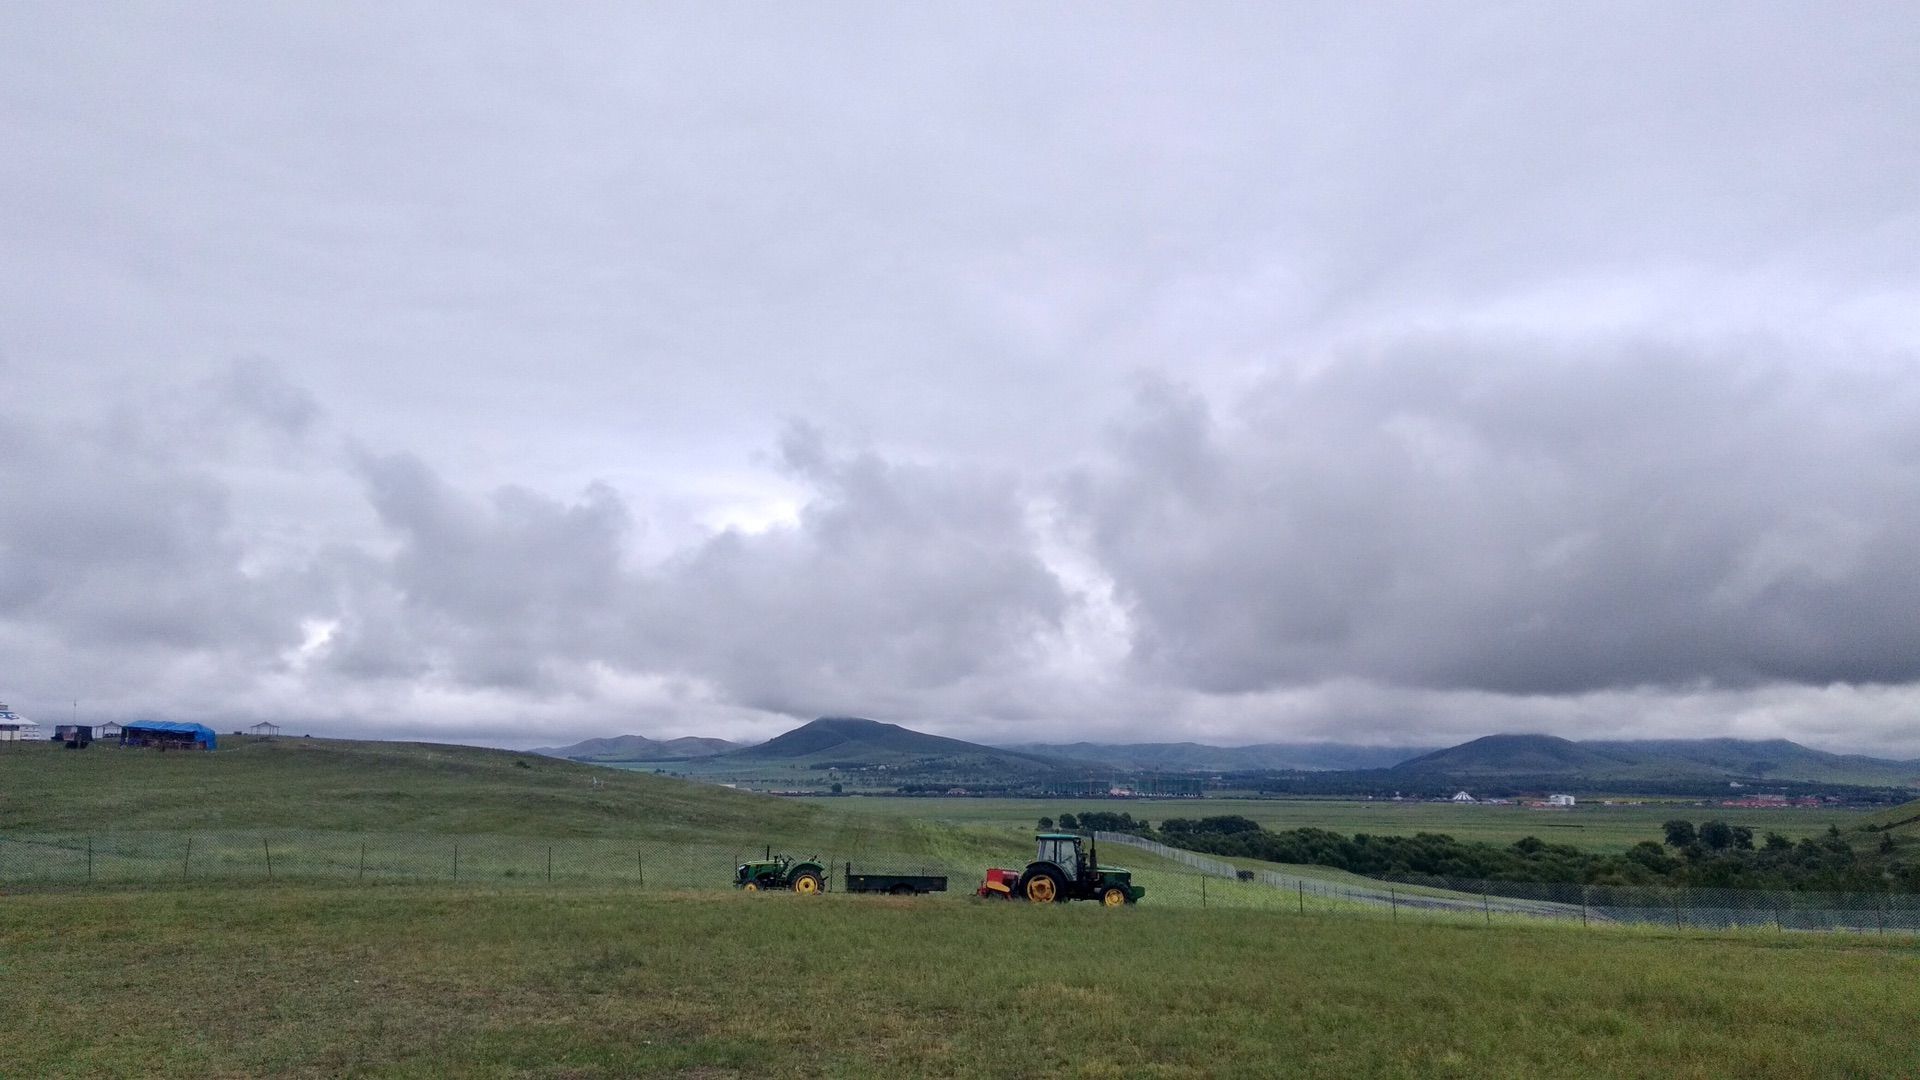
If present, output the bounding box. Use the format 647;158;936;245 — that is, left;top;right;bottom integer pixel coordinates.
1103;888;1125;907
743;882;758;892
1026;876;1057;902
795;875;819;895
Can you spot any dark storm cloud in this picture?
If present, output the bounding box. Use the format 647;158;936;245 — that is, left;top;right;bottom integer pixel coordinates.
1073;343;1920;697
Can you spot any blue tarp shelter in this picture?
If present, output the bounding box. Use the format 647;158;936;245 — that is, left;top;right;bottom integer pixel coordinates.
121;721;218;751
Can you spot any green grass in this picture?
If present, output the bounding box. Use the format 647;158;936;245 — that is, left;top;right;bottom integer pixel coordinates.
2;885;1916;1078
838;795;1865;852
0;738;1041;894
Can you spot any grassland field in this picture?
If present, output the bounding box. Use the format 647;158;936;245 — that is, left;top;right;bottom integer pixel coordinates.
834;795;1864;852
5;736;1914;1077
4;885;1918;1079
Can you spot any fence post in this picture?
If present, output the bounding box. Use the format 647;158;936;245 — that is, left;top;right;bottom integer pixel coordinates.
453;843;460;882
88;835;94;884
1297;881;1304;915
1580;884;1588;928
1880;891;1887;935
183;836;192;881
1390;887;1397;923
1201;875;1207;909
637;851;644;887
546;845;553;883
1482;888;1490;927
358;841;366;883
263;837;275;881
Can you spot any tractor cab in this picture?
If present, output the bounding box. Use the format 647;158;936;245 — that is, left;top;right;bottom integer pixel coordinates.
1034;833;1086;878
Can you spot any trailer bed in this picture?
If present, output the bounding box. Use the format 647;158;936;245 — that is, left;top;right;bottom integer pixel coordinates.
841;863;948;895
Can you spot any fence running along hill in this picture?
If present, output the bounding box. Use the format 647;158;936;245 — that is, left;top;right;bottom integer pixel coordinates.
0;831;952;893
1094;832;1920;933
4;828;1917;936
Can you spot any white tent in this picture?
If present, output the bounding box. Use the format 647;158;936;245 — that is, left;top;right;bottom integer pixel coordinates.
0;702;40;742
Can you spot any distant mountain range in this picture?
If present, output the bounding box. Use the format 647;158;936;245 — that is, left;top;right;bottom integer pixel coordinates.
1391;734;1920;788
536;719;1920;791
532;734;741;762
713;716;1064;775
1010;741;1436;772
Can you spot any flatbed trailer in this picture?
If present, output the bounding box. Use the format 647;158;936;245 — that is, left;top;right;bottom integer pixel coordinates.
841;862;948;896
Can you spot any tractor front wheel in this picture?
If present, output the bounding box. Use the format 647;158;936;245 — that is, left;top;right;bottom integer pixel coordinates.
1101;886;1128;907
1019;867;1064;903
791;871;823;895
742;882;759;893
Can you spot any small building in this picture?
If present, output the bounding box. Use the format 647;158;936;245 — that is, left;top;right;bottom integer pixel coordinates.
99;721;123;739
53;724;95;748
0;702;39;742
120;721;218;752
1547;793;1576;807
1451;790;1475;803
249;721;281;738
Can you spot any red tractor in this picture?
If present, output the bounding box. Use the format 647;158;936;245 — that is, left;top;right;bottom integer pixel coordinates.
978;832;1145;906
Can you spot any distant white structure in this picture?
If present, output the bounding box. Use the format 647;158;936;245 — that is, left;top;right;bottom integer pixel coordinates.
1451;790;1475;803
249;721;281;738
0;702;40;742
1547;793;1576;807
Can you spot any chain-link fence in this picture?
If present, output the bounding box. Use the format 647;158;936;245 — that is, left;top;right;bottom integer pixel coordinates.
8;828;1916;936
1095;832;1920;933
0;830;984;896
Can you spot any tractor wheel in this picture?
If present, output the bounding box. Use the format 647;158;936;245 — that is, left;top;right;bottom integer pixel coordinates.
1018;867;1064;903
742;882;759;893
791;870;823;895
1100;886;1128;908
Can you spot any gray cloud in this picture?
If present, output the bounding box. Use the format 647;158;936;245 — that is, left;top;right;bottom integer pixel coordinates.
3;7;1919;753
1074;344;1920;698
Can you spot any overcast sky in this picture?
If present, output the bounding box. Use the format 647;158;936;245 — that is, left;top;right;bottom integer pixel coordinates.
4;5;1920;754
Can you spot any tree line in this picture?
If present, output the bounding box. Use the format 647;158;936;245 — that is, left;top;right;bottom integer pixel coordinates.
1140;814;1918;892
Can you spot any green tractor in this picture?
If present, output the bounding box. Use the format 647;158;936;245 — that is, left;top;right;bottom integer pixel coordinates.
978;832;1145;907
734;851;827;895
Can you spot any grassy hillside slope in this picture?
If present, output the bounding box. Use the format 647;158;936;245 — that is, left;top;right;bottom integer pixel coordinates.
0;736;1002;867
4;887;1916;1078
0;736;807;839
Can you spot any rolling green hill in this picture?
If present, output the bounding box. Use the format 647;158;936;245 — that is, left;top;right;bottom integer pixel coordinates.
0;735;996;859
0;735;805;839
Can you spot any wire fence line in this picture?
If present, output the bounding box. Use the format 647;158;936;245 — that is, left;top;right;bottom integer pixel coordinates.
0;831;946;893
1095;832;1920;934
7;828;1917;937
